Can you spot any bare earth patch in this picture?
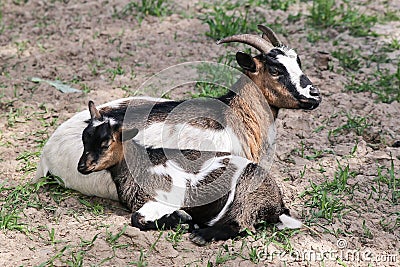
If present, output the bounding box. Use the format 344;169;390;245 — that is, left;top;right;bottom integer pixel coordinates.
0;0;399;266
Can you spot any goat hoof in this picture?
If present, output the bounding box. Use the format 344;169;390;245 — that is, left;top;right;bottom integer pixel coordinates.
131;212;148;230
189;231;208;246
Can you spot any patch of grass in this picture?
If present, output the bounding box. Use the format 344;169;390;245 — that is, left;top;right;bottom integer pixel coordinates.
39;233;100;267
254;224;299;252
329;113;371;138
78;198;105;215
16;150;41;173
7;107;24;127
0;178;49;233
129;231;163;266
292;141;334;160
107;63;125;82
248;0;295;11
0;2;4;34
130;249;148;267
338;3;378;37
346;62;400;103
382;39;400;52
332;49;362;71
309;0;336;29
201;4;258;40
106;224;128;246
374;156;399;204
165;223;187;248
191;62;236;98
192;82;228;98
362;220;373;239
214;244;238;265
300;162;357;223
308;0;378;37
115;0;170;23
379;5;400;23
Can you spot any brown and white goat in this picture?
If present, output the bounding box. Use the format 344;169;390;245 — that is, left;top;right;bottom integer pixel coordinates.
78;101;302;245
35;25;321;200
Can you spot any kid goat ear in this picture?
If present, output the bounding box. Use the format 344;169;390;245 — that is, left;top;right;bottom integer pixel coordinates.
88;100;102;121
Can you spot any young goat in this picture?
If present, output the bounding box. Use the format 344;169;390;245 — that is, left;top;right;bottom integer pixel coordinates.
78;101;302;245
35;25;321;200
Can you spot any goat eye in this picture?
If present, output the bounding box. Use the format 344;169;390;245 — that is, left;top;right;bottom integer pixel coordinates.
269;67;280;76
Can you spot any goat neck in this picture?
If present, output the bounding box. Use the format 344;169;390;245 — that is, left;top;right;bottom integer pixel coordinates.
220;76;275;162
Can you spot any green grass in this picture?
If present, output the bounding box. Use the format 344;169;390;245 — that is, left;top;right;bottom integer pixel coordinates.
129;231;163;266
115;0;170;23
200;4;259;40
308;0;378;37
291;141;334;161
0;179;48;233
107;63;125;82
191;62;236;98
130;249;148;267
300;162;357;223
247;0;295;11
214;245;238;265
346;62;400;103
329;113;371;138
309;0;336;29
192;82;228;98
332;49;362;71
165;223;187;248
381;39;400;52
374;156;399;204
39;233;100;267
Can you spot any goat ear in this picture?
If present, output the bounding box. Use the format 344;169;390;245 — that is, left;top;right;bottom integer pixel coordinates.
88;101;102;121
122;128;139;142
236;51;256;73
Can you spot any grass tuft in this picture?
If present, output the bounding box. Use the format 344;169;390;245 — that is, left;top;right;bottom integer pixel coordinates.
200;4;258;40
300;162;357;223
346;62;400;103
308;0;378;37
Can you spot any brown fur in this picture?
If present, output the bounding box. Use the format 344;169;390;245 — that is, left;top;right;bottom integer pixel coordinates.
94;131;125;171
226;76;275;162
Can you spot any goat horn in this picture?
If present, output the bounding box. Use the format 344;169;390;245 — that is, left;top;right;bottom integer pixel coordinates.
217;34;274;53
257;25;282;47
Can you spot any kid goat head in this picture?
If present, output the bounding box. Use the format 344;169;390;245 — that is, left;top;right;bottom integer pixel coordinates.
218;25;321;110
77;101;137;174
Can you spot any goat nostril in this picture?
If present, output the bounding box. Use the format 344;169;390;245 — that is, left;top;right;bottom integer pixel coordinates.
78;163;86;170
309;87;320;97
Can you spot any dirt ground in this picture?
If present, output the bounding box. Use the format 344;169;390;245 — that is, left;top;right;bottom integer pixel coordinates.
0;0;399;266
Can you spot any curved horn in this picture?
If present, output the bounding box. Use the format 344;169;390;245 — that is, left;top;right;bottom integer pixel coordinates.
257;25;282;47
217;34;274;53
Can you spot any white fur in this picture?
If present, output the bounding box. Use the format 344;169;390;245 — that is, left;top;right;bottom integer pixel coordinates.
207;156;251;226
91;119;106;127
135;122;244;154
276;50;319;101
129;96;173;103
277;214;303;230
136;201;179;221
148;157;227;206
191;156;226;186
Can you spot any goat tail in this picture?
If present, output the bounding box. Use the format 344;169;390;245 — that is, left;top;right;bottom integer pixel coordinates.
277;214;302;230
32;155;49;183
